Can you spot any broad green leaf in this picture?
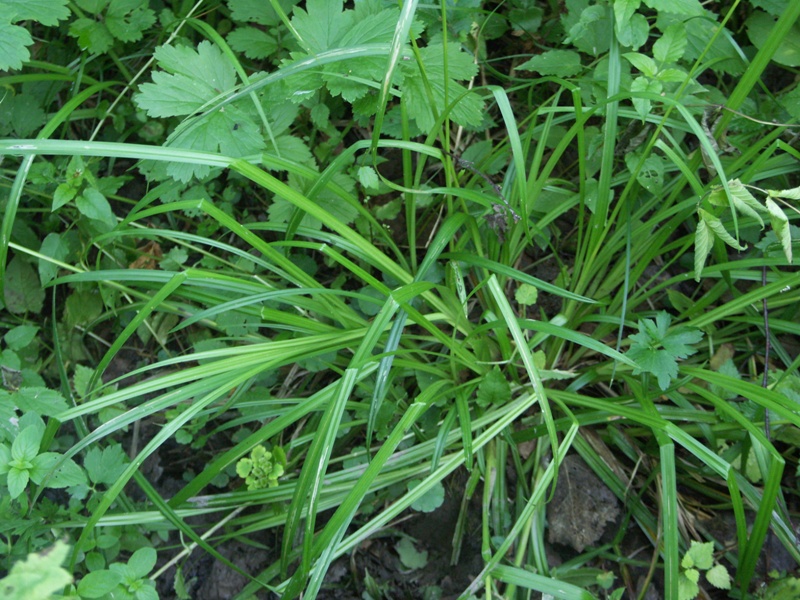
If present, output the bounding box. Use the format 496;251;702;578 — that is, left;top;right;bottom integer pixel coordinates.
11;425;42;462
39;233;70;285
77;570;123;598
0;20;31;71
766;198;792;263
76;188;117;230
135;42;237;117
227;26;278;59
30;453;87;488
292;0;353;54
728;179;767;227
563;3;609;56
746;10;800;67
476;366;511;407
684;541;714;570
679;573;699;600
84;444;129;485
0;542;72;599
515;283;538;306
684;18;744;74
395;538;428;570
699;209;745;251
402;43;483;132
106;0;156;43
127;547;157;579
616;13;649;50
0;93;46;137
408;479;445;513
631;76;661;122
12;387;68;416
69;17;115;54
623;52;657;77
517;49;583;77
613;0;640;31
653;23;687;64
229;0;297;26
768;185;800;200
706;564;731;589
4;326;38;351
7;468;29;498
627;312;703;390
642;0;703;16
356;166;379;189
4;257;45;314
1;0;70;26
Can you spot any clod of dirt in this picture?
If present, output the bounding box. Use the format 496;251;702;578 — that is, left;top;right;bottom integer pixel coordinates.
547;454;620;552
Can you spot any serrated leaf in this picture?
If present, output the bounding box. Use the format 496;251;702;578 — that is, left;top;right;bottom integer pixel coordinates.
2;0;71;26
653;23;687;64
4;257;45;314
135;42;237;117
706;564;731;589
73;364;95;399
699;208;745;251
476;366;511;407
30;453;87;488
766;198;792;263
679;574;699;600
292;0;353;54
357;166;379;189
12;387;68;416
227;27;278;59
685;540;714;570
402;43;483;132
517;49;583;77
106;0;156;43
69;18;115;54
627;312;702;390
728;179;767;227
84;444;129;485
0;21;33;72
768;185;800;200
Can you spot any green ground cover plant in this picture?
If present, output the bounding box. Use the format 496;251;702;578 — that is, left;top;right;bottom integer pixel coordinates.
1;0;800;598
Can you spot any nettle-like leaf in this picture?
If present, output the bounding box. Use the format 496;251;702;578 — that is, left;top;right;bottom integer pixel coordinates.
627;311;703;391
229;0;297;26
0;0;70;70
69;0;156;54
134;41;266;181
